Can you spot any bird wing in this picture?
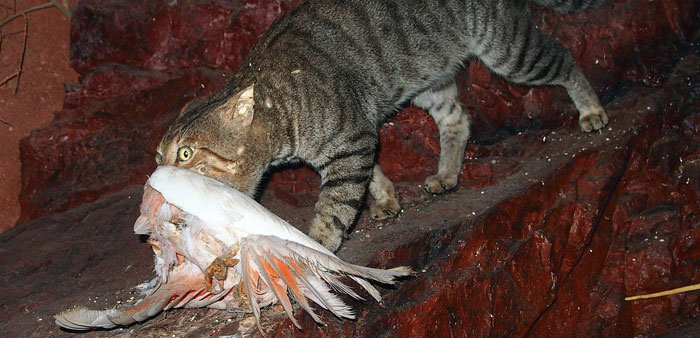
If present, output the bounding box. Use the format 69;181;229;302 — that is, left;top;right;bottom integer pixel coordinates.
238;234;413;333
55;263;232;330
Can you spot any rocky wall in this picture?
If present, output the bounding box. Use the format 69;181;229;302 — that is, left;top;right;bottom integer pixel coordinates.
3;0;700;336
17;0;698;223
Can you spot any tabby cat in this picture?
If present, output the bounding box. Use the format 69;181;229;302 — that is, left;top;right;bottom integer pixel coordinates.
157;0;608;252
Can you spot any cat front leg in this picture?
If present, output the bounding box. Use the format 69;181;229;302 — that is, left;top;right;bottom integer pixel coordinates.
309;144;375;251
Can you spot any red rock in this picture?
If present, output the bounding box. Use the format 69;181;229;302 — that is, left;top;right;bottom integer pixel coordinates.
6;0;700;336
378;107;440;183
63;63;170;109
70;0;304;75
18;68;229;223
19;0;698;225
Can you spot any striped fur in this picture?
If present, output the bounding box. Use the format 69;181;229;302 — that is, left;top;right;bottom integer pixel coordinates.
533;0;605;12
158;0;608;251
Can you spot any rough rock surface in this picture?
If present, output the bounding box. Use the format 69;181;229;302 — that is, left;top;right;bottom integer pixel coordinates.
2;0;700;336
18;67;229;224
0;0;78;232
17;0;698;222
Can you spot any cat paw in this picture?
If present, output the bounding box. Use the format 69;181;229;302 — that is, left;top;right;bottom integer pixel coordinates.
579;108;609;132
424;174;458;194
309;218;344;252
370;197;401;220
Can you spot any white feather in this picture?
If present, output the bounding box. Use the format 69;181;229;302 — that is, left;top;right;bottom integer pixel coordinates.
54;307;120;330
56;166;412;334
238;235;411;329
148;166;332;254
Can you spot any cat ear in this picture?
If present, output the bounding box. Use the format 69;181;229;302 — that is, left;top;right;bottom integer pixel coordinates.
178;97;205;118
219;84;255;128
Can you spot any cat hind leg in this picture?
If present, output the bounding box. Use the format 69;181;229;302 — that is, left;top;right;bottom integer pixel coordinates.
369;164;401;220
413;81;471;194
474;15;607;132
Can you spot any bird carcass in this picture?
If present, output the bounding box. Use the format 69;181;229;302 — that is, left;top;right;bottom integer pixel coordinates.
55;166;412;333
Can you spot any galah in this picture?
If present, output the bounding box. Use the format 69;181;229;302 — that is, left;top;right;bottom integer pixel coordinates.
55;166;412;333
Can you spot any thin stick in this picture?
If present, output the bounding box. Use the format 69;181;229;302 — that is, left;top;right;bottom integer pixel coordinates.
0;1;72;94
1;29;24;37
0;72;17;87
0;116;12;128
62;0;72;16
0;2;53;28
13;13;27;94
625;283;700;301
48;0;71;19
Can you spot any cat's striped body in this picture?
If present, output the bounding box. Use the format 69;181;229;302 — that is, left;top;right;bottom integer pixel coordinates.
158;0;608;251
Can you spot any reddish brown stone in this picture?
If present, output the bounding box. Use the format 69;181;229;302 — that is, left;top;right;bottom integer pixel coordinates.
5;53;697;337
5;0;700;336
63;63;170;109
18;68;229;223
70;0;304;76
462;0;698;142
18;0;698;225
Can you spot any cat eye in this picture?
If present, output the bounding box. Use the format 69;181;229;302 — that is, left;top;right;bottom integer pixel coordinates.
177;146;194;162
155;152;163;165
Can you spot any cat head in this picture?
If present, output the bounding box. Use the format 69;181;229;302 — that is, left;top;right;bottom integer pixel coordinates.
156;83;267;195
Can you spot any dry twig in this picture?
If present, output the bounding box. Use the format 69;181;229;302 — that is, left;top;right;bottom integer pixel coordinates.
625;283;700;301
0;2;53;27
12;12;27;94
48;0;70;19
0;1;72;93
0;72;17;87
0;116;12;128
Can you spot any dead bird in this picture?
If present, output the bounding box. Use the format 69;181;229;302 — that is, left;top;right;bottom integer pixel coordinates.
55;166;412;333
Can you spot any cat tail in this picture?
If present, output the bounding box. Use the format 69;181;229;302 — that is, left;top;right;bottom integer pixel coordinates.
240;235;413;335
532;0;605;12
55;269;230;330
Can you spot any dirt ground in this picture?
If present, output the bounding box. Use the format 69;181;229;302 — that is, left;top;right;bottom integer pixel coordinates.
0;1;77;232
